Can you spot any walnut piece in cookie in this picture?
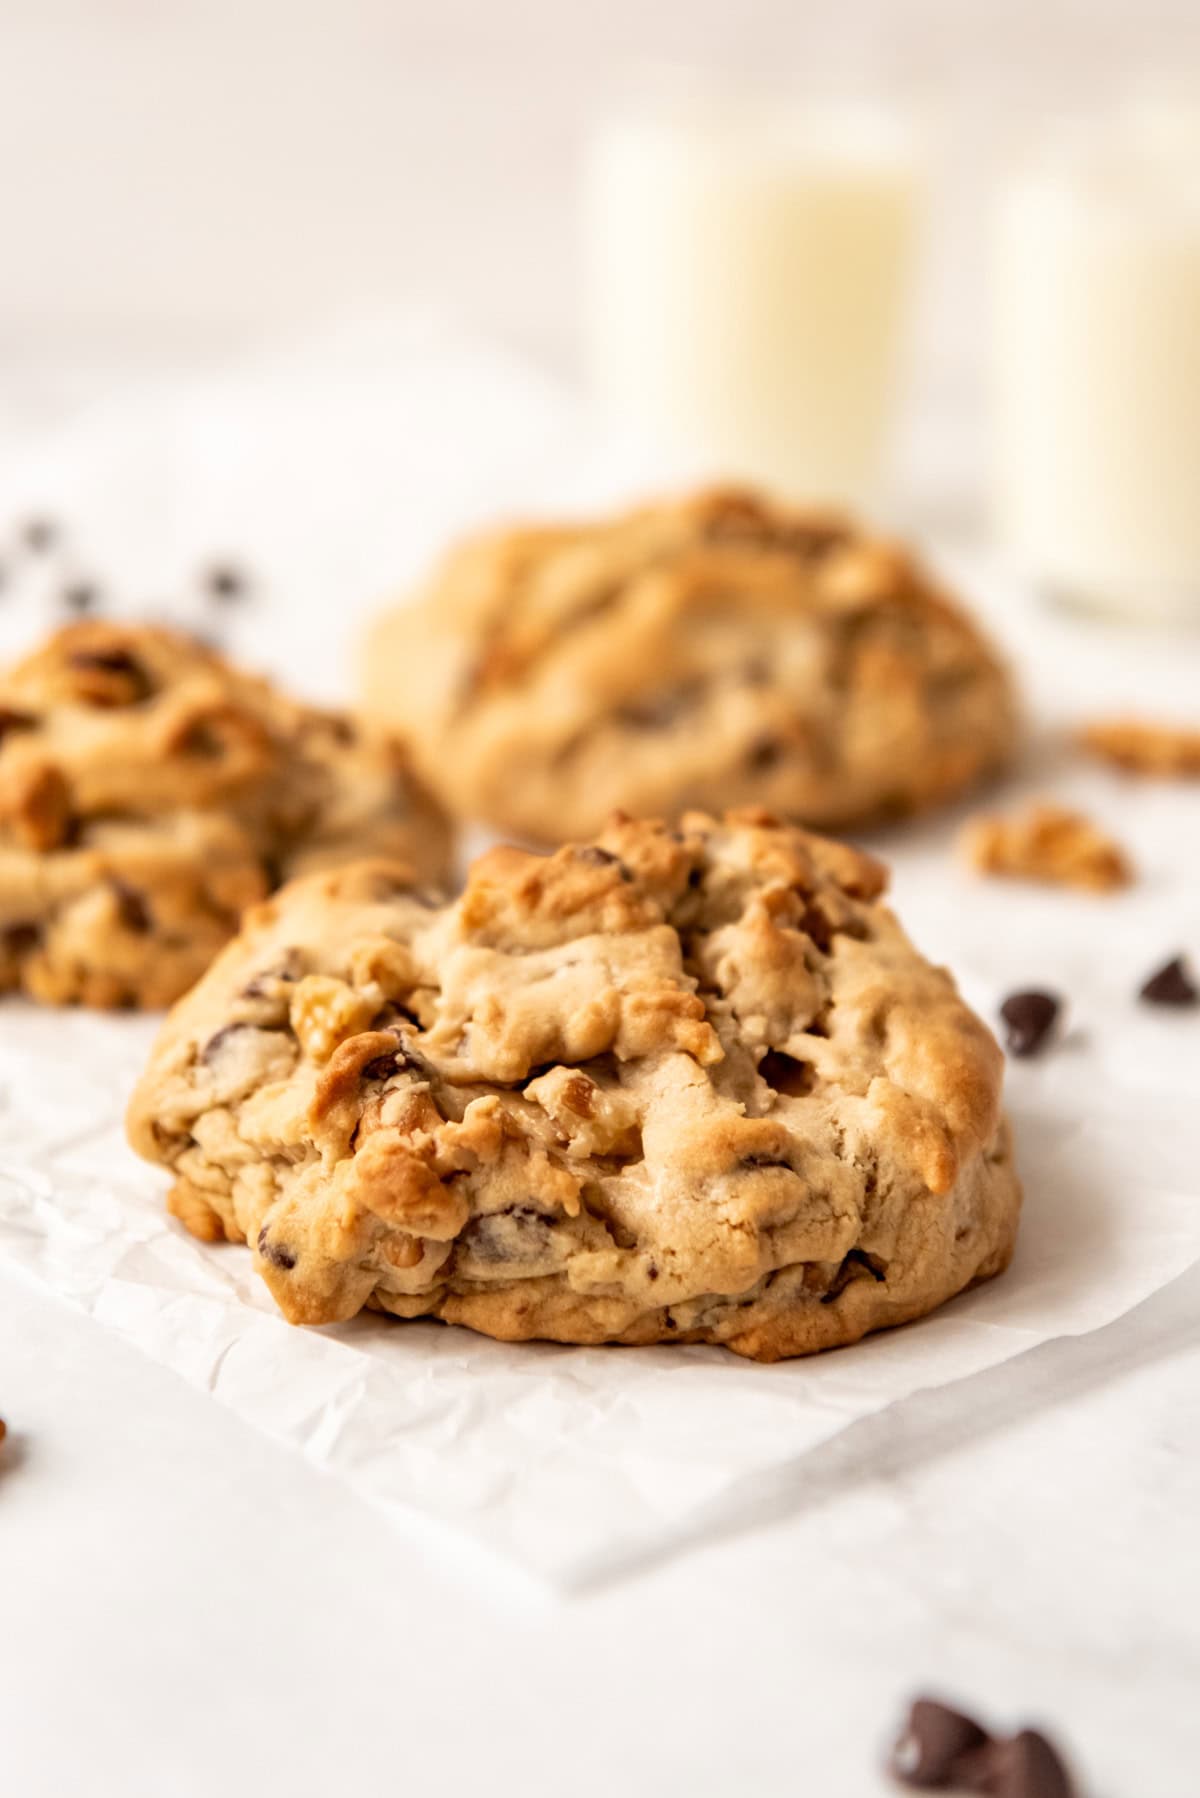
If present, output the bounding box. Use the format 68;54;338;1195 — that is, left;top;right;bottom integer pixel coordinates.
962;802;1133;894
128;810;1021;1362
362;485;1018;842
0;621;453;1008
1076;716;1200;777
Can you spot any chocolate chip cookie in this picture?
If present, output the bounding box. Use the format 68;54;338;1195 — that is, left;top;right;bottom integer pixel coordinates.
0;621;452;1007
362;487;1017;843
128;808;1020;1359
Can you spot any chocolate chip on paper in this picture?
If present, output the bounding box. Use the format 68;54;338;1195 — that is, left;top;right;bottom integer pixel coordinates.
888;1697;1078;1797
889;1695;989;1786
1139;954;1198;1007
998;990;1061;1058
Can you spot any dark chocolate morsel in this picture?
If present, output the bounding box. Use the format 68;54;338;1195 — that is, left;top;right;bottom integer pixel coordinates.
203;561;249;603
110;879;152;934
22;517;59;553
998;990;1060;1058
1139;954;1198;1007
889;1696;991;1787
256;1226;296;1271
746;734;783;771
758;1050;814;1096
61;580;100;615
960;1728;1076;1798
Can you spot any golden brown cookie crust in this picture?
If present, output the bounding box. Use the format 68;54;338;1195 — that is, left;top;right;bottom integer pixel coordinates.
0;621;452;1008
129;810;1021;1361
362;487;1018;843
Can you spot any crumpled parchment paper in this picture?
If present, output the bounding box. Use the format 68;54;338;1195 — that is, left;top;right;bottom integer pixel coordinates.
1;315;1197;1587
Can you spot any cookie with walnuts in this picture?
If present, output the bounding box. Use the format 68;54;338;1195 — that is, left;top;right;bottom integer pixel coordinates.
128;808;1020;1360
0;621;452;1008
362;486;1018;843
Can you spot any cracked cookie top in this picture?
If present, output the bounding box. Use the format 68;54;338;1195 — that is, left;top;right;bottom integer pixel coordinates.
0;621;452;1007
362;486;1018;842
128;809;1019;1360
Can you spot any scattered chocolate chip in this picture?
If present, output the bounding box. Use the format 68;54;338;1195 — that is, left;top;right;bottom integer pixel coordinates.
889;1701;1077;1797
647;1263;659;1282
998;990;1060;1058
1139;954;1197;1007
758;1050;814;1096
203;561;249;603
22;516;59;553
890;1697;991;1787
0;706;38;745
577;845;620;866
983;1729;1076;1798
256;1226;296;1270
60;580;100;615
110;879;151;934
663;1313;678;1330
822;1247;887;1303
740;1151;793;1170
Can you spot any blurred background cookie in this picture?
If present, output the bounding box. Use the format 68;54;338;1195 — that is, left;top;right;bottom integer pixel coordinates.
363;486;1017;843
0;621;452;1007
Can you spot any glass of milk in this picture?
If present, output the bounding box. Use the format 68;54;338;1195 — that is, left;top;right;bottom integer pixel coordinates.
991;113;1200;624
583;78;921;506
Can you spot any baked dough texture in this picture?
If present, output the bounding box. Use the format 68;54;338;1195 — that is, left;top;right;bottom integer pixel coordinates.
362;486;1017;842
128;808;1020;1360
0;621;452;1007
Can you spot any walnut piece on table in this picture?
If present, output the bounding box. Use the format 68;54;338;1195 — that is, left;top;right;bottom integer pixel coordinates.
1075;717;1200;777
962;801;1134;894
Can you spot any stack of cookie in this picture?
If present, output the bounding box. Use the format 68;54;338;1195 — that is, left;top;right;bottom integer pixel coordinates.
4;486;1032;1362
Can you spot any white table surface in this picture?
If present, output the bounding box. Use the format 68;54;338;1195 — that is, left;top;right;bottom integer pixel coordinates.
2;347;1199;1797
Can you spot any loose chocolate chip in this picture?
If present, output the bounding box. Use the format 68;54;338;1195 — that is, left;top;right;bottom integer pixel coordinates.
647;1263;659;1282
1139;954;1198;1007
0;706;38;745
203;561;249;603
758;1050;814;1096
22;517;59;553
60;580;100;615
256;1226;296;1271
110;879;151;934
746;734;783;771
890;1696;991;1787
955;1729;1076;1798
998;991;1060;1058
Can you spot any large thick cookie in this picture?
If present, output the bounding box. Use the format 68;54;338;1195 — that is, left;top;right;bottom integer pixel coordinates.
0;621;452;1007
362;486;1017;843
128;810;1021;1360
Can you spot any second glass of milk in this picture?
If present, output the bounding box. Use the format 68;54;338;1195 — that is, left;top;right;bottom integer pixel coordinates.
583;82;920;506
992;113;1200;624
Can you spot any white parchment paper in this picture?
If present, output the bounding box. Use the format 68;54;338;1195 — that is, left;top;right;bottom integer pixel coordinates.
1;316;1198;1586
